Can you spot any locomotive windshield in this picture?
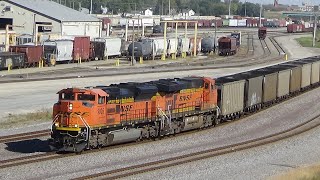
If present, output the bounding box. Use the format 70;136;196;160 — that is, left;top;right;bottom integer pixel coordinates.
77;94;95;101
60;93;75;100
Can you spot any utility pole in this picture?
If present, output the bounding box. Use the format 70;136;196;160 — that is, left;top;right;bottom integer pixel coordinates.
169;0;171;15
245;0;247;17
90;0;92;14
259;2;262;27
228;0;231;17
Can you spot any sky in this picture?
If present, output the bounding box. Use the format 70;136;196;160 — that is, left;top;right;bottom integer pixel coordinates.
240;0;319;6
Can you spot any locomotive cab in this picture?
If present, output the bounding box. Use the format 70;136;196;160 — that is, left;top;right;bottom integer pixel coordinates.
50;88;108;152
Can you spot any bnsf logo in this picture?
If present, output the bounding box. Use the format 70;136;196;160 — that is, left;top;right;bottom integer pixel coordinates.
180;95;192;101
121;105;133;112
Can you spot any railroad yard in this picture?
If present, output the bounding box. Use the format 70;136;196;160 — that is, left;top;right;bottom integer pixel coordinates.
1;0;320;180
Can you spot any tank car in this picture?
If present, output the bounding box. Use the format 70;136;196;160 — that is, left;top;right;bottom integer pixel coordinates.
201;37;216;53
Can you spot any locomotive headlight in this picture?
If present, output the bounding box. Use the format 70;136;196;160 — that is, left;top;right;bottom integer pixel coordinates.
74;124;78;128
69;103;73;110
54;122;59;127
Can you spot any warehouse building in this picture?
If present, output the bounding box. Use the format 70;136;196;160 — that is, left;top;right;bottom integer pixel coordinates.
0;0;101;38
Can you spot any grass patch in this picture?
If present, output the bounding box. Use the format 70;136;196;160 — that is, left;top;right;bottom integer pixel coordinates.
272;165;320;180
296;37;320;48
0;109;52;129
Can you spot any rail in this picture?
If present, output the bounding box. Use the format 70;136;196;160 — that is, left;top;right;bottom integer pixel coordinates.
73;112;320;180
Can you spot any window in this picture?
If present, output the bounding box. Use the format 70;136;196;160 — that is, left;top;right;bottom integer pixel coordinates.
77;94;95;101
61;93;74;100
98;96;105;104
205;83;209;89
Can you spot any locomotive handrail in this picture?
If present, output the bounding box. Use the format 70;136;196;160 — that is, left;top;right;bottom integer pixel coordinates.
50;114;61;133
77;115;91;142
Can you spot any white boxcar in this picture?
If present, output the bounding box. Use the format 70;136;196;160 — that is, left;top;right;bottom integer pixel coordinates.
237;19;247;27
43;40;73;62
94;37;122;57
178;38;190;54
229;19;238;27
151;38;166;56
167;38;178;55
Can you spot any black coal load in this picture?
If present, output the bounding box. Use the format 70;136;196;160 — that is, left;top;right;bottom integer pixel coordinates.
152;79;188;92
175;77;204;89
118;82;158;100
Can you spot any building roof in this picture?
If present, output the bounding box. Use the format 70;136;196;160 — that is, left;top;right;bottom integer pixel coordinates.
4;0;100;22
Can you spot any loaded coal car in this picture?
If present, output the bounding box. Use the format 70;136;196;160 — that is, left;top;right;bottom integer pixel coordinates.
218;36;237;56
9;45;43;67
297;57;320;86
49;76;218;152
283;60;312;90
201;37;216;53
0;52;25;70
231;71;264;112
215;75;245;121
258;27;267;40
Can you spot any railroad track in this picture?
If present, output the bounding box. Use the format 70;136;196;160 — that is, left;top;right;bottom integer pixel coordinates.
0;129;50;144
73;112;320;180
247;33;255;56
1;82;319;171
0;33;293;84
260;39;271;57
269;36;286;55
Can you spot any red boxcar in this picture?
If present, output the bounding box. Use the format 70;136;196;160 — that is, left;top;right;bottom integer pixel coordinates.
258;27;267;40
73;36;90;61
246;18;253;27
9;45;43;66
287;24;305;33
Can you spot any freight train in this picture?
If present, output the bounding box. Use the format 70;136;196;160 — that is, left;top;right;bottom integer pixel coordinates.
287;24;314;33
1;32;239;70
48;55;320;152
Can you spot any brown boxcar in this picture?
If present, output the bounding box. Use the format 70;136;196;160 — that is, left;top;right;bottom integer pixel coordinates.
90;41;105;60
9;45;43;66
258;27;267;40
218;37;237;56
73;36;90;61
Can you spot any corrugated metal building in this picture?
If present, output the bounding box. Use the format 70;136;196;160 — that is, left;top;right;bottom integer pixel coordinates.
0;0;101;38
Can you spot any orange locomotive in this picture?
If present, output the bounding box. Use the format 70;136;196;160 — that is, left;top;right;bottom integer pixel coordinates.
49;77;218;152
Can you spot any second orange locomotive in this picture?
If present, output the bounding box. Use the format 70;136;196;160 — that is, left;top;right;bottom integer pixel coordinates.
50;77;218;152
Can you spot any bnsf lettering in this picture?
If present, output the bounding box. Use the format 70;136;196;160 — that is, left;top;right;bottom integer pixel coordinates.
121;105;133;112
179;95;192;101
98;108;104;115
